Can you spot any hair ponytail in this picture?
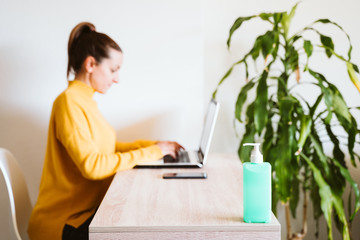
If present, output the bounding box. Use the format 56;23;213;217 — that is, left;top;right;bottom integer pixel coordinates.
67;22;122;79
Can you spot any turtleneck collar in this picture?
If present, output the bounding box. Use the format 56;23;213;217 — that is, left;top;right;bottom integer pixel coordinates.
68;80;96;98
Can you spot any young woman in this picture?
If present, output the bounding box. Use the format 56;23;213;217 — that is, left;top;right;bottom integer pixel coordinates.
28;22;182;240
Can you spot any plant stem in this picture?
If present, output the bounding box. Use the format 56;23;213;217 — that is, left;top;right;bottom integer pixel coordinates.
285;202;292;240
285;191;308;240
301;190;308;237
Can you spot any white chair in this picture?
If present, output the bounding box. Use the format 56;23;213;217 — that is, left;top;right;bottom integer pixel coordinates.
0;148;32;240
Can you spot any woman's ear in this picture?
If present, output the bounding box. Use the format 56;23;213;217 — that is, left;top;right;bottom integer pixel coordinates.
84;56;97;73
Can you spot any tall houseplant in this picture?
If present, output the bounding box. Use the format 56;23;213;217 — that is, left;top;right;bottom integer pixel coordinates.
213;4;360;240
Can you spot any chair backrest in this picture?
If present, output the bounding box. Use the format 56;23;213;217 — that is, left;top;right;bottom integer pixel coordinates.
0;148;32;240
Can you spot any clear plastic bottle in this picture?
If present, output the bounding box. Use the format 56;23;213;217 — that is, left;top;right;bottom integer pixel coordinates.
242;143;271;223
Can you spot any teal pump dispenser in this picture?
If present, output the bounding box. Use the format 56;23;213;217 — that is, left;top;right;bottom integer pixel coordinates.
242;143;271;223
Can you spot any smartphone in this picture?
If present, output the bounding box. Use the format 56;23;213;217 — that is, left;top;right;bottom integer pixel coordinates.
162;172;207;179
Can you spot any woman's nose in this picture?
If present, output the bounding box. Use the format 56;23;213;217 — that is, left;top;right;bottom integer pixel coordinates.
113;75;119;83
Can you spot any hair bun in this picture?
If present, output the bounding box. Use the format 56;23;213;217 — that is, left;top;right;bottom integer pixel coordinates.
69;22;96;43
78;22;96;34
68;22;96;52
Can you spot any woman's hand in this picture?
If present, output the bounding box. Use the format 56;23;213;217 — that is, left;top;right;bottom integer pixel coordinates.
156;141;184;158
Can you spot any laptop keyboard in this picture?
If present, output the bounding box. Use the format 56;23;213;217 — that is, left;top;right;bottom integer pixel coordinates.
178;150;190;163
163;150;191;163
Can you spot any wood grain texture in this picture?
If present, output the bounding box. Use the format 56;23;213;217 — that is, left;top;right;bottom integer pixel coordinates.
89;153;280;240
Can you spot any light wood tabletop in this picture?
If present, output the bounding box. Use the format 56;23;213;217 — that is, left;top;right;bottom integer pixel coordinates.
89;153;280;240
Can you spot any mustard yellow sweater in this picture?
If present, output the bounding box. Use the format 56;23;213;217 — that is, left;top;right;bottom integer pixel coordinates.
28;80;163;240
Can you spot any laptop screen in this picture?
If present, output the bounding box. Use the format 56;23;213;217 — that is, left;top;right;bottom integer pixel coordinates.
198;99;219;162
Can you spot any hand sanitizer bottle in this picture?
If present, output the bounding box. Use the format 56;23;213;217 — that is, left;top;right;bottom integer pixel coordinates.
242;143;271;223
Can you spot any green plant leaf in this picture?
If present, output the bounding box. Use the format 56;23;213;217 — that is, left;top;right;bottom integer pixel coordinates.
238;103;256;162
310;181;322;238
235;80;256;122
309;134;330;175
352;63;359;73
303;40;313;58
321;81;358;165
297;114;312;153
285;45;299;72
272;180;279;216
279;96;297;121
262;103;276;163
333;158;360;222
333;194;350;240
250;35;262;60
251;31;279;61
273;100;298;203
347;117;357;166
328;161;346;197
254;71;269;134
310;133;347;197
238;126;256;162
290;35;301;44
290;174;300;218
273;12;283;25
323;120;345;166
277;73;288;100
259;12;272;21
271;24;281;59
227;16;255;48
301;153;351;240
346;61;360;93
309;93;323;116
315;18;353;59
281;3;298;39
212;59;245;99
348;190;352;224
212;67;233;99
330;91;352;125
261;31;275;59
320;34;334;58
318;44;346;61
308;69;333;123
287;3;298;22
244;60;249;80
275;124;296;203
316;19;330;24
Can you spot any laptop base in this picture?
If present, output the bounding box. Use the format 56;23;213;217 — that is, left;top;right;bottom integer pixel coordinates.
134;164;202;169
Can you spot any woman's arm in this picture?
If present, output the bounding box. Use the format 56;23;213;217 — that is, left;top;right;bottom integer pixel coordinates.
116;140;184;158
115;140;158;152
54;98;163;180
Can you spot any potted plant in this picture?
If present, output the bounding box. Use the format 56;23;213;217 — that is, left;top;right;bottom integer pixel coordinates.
212;3;360;240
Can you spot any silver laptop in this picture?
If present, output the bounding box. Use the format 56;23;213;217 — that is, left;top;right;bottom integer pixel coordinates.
135;99;219;168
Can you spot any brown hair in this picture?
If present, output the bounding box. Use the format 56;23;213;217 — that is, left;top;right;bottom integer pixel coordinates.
67;22;122;78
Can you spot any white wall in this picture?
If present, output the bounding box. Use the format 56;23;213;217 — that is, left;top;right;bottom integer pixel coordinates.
0;0;359;239
0;0;203;239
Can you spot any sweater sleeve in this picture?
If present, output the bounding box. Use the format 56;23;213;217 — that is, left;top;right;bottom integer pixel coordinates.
54;97;163;180
116;140;158;152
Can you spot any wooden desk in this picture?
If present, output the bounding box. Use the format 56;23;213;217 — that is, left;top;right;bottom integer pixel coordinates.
89;153;281;240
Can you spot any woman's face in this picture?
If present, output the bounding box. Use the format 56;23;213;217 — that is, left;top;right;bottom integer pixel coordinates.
89;48;123;94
